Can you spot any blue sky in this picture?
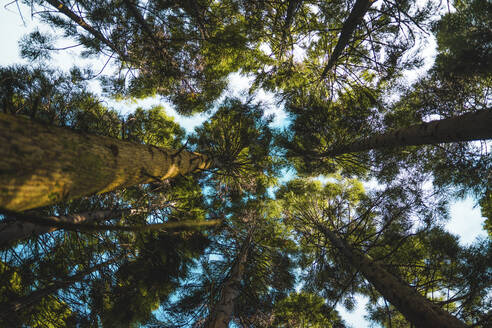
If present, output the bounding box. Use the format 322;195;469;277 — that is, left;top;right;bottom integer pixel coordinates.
0;5;487;327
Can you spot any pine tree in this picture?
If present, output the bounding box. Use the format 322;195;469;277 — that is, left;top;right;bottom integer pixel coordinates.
278;177;470;327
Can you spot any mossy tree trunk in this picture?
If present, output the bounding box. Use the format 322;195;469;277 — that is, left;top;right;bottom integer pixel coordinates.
320;226;466;328
0;113;213;211
205;231;253;328
325;110;492;156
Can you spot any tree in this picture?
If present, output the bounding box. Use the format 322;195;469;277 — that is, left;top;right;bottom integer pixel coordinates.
2;0;491;325
23;0;265;114
320;110;492;156
278;177;470;327
0;209;119;247
205;228;253;328
0;112;211;211
319;227;466;328
365;230;492;327
20;0;436;111
161;189;297;327
1;80;274;211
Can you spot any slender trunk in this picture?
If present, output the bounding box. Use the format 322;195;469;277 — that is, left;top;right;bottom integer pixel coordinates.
0;257;117;318
279;0;302;54
0;113;213;211
321;227;466;328
325;110;492;156
206;232;253;328
44;0;128;60
122;0;157;43
320;0;374;78
0;209;120;247
0;208;221;247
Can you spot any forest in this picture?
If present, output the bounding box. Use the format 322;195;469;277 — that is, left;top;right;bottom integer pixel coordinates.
0;0;491;327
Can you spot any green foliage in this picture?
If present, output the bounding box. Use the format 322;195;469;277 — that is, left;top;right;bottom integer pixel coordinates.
22;0;435;113
191;97;279;195
279;87;379;176
479;191;492;237
434;0;492;77
272;292;345;327
89;232;209;327
0;65;121;136
2;0;491;326
122;106;185;148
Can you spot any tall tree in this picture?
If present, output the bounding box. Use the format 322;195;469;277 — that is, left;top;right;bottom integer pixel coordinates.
205;228;254;328
0;112;211;211
0;68;272;211
320;110;492;157
319;226;466;328
278;177;470;327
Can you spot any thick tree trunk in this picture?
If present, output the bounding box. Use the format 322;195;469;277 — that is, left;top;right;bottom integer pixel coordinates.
0;258;117;318
320;0;374;78
321;227;466;328
206;232;253;328
0;113;213;211
0;209;119;247
325;110;492;156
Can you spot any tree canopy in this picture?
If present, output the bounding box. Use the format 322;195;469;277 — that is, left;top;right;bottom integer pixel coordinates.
1;0;490;327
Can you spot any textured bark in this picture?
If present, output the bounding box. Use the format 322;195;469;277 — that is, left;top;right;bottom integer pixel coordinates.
0;209;118;247
320;0;374;78
325;110;492;156
0;258;117;318
0;209;221;247
321;227;466;328
206;232;253;328
0;113;213;211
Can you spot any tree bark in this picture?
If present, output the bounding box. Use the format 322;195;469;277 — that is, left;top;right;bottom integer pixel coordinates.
0;208;221;247
324;110;492;156
0;209;119;247
320;0;374;78
205;232;253;328
320;227;466;328
0;113;213;211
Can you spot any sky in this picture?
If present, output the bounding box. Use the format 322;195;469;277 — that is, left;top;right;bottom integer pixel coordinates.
0;4;487;327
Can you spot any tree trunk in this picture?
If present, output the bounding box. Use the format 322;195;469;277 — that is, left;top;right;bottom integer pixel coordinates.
321;227;466;328
206;232;253;328
325;110;492;156
320;0;374;78
0;209;119;247
0;257;117;318
0;113;213;211
0;208;221;247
